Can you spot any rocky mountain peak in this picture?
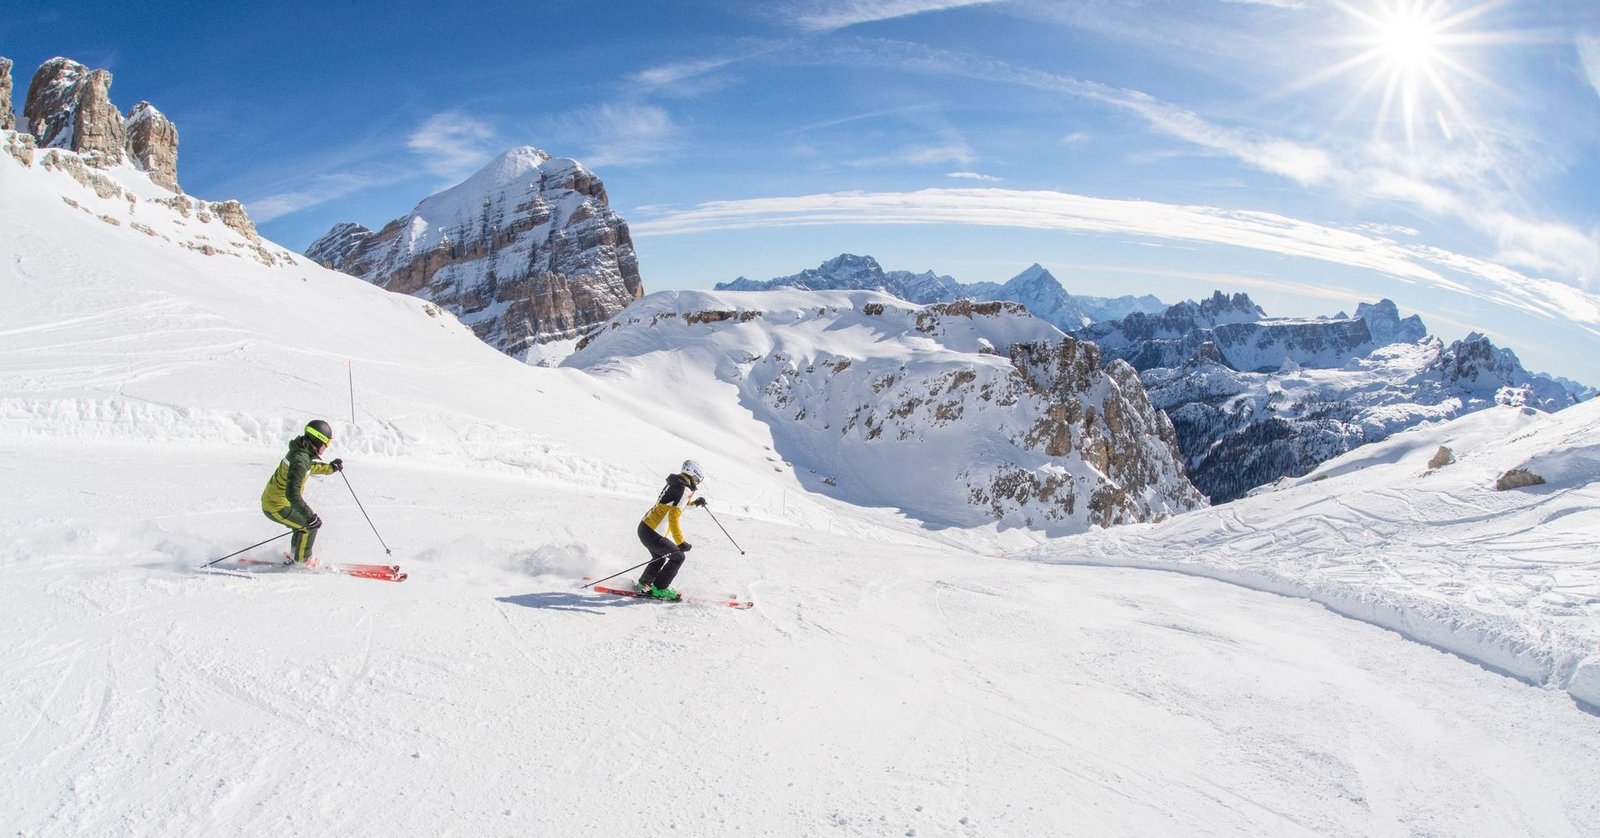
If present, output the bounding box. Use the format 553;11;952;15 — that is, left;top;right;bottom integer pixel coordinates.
123;101;179;193
1005;263;1053;288
1187;290;1266;325
1355;298;1426;346
306;146;642;361
13;56;183;191
24;57;126;165
0;57;14;131
304;222;374;272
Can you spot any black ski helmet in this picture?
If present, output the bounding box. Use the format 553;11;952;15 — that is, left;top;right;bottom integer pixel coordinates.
305;419;333;447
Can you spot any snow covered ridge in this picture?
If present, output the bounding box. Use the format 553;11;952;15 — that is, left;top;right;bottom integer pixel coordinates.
568;289;1205;533
305;146;643;361
1028;400;1600;709
2;129;291;267
715;253;1166;331
1076;293;1584;503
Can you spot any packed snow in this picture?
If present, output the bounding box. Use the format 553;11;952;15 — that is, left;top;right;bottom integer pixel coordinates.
3;139;1598;835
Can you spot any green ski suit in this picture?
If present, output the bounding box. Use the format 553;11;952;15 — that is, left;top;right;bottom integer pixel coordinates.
261;435;335;563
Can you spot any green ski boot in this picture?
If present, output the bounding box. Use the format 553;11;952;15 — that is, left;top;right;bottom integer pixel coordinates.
649;585;682;602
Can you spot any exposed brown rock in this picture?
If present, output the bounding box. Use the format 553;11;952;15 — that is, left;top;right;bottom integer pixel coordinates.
305;147;643;360
1427;446;1455;470
1494;468;1545;491
24;58;126;165
3;130;35;166
125;101;179;192
1;57;14;131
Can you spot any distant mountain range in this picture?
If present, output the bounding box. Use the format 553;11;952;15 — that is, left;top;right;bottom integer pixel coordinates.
1073;293;1584;502
718;256;1590;504
715;254;1165;331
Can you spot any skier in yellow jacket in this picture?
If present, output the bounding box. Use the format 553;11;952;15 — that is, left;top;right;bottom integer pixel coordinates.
261;419;343;566
635;460;707;600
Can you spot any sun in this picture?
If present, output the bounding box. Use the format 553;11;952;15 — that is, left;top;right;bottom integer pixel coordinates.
1299;0;1503;151
1372;6;1443;73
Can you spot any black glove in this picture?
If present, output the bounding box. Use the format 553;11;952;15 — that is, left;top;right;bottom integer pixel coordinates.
677;542;692;553
329;458;343;472
306;514;323;530
689;497;707;508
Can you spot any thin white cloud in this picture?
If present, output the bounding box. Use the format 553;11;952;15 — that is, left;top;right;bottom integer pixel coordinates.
794;37;1600;282
406;112;501;180
948;171;1001;181
846;140;975;168
1221;0;1307;9
544;103;679;168
248;171;409;223
629;187;1600;326
784;0;1000;32
1580;35;1600;103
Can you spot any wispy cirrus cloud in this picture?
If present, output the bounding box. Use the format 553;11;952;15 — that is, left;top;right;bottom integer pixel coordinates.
790;37;1600;283
1221;0;1308;9
782;0;1000;32
1580;34;1600;103
948;171;1001;181
406;112;502;180
248;170;410;223
543;103;680;168
630;187;1600;328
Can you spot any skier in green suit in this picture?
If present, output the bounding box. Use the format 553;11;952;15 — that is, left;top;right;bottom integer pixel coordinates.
261;419;343;566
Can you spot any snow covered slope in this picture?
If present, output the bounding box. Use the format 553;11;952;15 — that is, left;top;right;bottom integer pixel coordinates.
567;290;1205;534
3;137;1598;835
1026;400;1600;709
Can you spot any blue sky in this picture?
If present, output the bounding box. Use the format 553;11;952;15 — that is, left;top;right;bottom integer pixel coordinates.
5;0;1600;381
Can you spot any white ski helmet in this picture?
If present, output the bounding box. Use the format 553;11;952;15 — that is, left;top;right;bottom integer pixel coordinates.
681;459;706;484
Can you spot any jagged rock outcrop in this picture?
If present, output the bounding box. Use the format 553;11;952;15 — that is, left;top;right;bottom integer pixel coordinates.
569;289;1205;533
1;57;14;131
1495;468;1545;491
124;101;179;192
716;255;1165;331
304;222;373;271
306;146;642;361
1113;294;1580;503
1355;299;1426;346
24;57;126;164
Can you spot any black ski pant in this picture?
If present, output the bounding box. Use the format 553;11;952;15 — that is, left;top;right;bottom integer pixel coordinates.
636;521;686;589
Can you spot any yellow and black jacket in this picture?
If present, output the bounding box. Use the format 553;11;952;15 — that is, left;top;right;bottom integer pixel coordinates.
641;472;698;544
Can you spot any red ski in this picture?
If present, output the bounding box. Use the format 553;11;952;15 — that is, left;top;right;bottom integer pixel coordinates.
232;557;408;582
591;583;751;610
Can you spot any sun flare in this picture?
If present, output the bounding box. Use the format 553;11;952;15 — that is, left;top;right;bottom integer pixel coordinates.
1302;0;1507;151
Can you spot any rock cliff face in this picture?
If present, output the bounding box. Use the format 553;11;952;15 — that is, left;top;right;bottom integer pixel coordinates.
12;56;182;193
123;101;178;192
24;58;126;165
303;222;373;271
716;254;1165;331
305;146;643;361
569;290;1204;533
1087;294;1580;502
0;57;14;131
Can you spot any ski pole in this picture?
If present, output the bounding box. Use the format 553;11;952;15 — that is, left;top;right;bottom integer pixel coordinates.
341;471;392;555
580;558;655;590
702;507;746;555
201;531;291;569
